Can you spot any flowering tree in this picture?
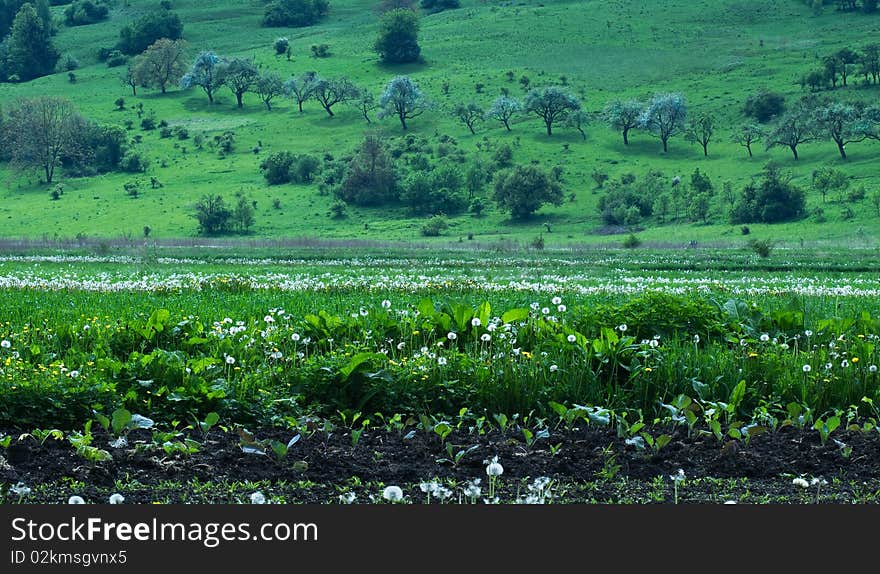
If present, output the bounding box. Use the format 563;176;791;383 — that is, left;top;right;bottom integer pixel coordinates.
180;51;227;104
639;93;687;152
378;75;428;129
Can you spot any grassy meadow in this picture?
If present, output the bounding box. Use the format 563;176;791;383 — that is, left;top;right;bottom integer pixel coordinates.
0;0;877;245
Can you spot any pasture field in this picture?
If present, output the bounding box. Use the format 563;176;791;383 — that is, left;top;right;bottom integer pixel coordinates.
0;0;878;245
2;248;880;504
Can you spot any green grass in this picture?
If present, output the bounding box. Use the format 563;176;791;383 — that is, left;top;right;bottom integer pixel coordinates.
0;0;878;244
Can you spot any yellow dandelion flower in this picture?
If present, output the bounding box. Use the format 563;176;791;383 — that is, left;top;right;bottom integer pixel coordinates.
748;352;759;358
852;357;859;363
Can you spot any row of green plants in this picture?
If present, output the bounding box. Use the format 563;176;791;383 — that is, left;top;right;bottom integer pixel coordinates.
0;292;878;429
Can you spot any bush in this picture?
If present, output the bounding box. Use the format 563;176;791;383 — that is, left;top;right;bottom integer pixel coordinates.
273;37;290;55
106;50;127;67
530;234;545;250
420;215;448;236
193;194;232;235
64;0;109;26
117;10;183;55
419;0;459;13
260;151;295;185
597;171;661;225
622;233;641;248
263;0;330;27
400;165;468;215
310;44;330;58
121;151;150;173
291;154;321;183
573;292;727;341
730;165;806;224
743;90;785;123
748;238;774;258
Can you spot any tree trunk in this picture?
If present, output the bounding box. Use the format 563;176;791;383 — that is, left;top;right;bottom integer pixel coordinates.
503;119;511;131
161;84;167;94
399;114;407;130
265;100;272;111
790;145;798;160
468;123;475;135
746;143;753;157
236;92;244;108
324;104;334;117
545;121;552;136
662;137;668;153
837;140;847;159
44;164;52;184
622;128;629;145
702;143;708;156
298;100;304;112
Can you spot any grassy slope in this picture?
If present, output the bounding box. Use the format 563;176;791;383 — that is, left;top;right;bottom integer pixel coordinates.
0;0;878;247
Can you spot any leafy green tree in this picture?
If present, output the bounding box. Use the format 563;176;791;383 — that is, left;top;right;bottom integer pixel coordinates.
255;71;284;110
222;57;258;108
378;75;428;129
193;194;232;234
493;164;563;218
565;109;589;140
117;9;183;55
132;38;188;94
523;86;580;136
730;165;806;223
639;93;687;152
743;90;785;123
486;95;521;131
374;9;421;64
454;102;483;134
260;151;295;184
5;2;59;81
64;0;109;26
685;113;714;156
284;71;318;112
180;51;227;103
860;44;879;84
232;195;255;232
766;109;816;160
419;0;459;13
336;134;398;205
811;166;849;203
311;76;359;116
262;0;329;27
4;96;83;184
812;101;869;159
603;99;643;145
733;124;763;157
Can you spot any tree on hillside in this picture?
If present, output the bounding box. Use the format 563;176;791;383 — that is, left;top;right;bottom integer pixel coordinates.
486;95;521;131
180;51;227;103
811;166;849;204
357;90;378;123
132;38;188;94
336;134;398;205
311;76;359;116
766;109;816;160
117;9;183;55
121;65;139;96
492;164;563;219
833;47;858;87
262;0;330;27
730;165;805;224
284;71;319;112
5;97;83;184
685;113;715;156
454;102;483;134
743;89;785;123
221;58;258;108
523;86;580;136
639;93;687;152
378;75;428;129
193;194;232;234
733;124;763;158
564;109;589;140
5;2;59;81
860;44;880;85
374;8;421;64
812;101;870;159
603;99;643;145
255;71;284;110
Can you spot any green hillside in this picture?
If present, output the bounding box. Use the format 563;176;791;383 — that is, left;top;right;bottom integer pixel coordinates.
0;0;878;247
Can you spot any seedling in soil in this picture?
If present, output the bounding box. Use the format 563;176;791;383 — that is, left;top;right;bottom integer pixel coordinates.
433;421;453;444
813;414;841;446
549;442;563;456
22;429;64;445
522;427;550;451
68;420;112;463
595;444;621;481
192;411;221;438
436;443;480;467
0;434;11;449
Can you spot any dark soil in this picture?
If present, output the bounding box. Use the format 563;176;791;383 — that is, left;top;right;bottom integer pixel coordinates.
3;424;879;503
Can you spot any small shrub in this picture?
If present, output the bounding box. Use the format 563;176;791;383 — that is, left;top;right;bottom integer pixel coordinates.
740;225;750;235
748;238;773;258
121;151;150;173
273;37;290;55
530;234;545;250
421;216;448;236
622;233;641;248
310;43;330;58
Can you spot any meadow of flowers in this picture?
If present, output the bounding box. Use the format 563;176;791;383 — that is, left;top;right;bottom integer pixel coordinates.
1;251;879;504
